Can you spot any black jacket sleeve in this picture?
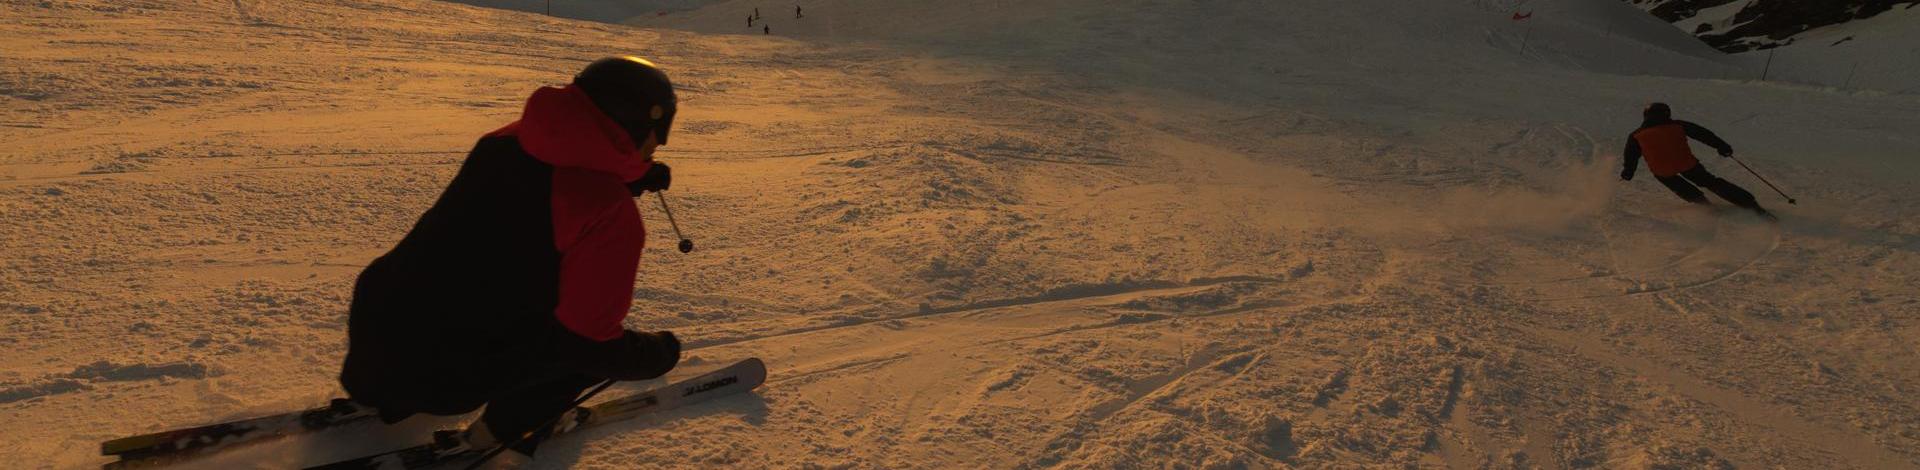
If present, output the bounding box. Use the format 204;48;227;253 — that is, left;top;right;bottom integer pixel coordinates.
1622;133;1642;179
1679;120;1733;155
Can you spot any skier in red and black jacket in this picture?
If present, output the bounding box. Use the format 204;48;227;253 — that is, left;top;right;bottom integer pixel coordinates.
1622;102;1775;221
340;56;683;465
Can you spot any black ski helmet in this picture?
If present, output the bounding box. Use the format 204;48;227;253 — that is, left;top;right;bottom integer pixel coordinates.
1644;102;1671;121
574;56;678;145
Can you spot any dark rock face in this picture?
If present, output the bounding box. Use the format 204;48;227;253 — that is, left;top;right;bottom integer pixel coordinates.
1628;0;1920;52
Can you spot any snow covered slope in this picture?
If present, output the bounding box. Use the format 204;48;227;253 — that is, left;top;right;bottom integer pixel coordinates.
1748;5;1920;92
4;0;1920;469
443;0;717;23
632;0;1747;79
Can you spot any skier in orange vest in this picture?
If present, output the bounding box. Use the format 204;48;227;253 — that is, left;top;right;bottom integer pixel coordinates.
1622;103;1774;221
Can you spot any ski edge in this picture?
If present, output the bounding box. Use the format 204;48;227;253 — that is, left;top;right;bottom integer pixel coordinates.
304;358;767;470
101;407;321;456
102;398;377;464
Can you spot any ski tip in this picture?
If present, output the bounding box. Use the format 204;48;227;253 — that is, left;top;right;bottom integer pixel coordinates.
732;357;769;389
709;357;768;391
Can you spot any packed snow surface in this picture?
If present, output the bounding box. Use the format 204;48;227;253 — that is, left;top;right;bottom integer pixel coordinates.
4;0;1920;468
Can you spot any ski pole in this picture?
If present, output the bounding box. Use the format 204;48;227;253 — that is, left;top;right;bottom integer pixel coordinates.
656;192;695;253
464;379;617;470
1728;156;1798;205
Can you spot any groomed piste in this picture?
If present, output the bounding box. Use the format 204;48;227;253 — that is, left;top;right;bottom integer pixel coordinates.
3;0;1919;468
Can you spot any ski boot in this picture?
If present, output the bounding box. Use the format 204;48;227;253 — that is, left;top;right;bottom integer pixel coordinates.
432;422;532;469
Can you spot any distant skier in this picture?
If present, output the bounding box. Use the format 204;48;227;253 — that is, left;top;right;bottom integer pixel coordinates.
1622;103;1774;220
748;15;753;27
797;5;803;18
764;24;771;35
339;56;683;467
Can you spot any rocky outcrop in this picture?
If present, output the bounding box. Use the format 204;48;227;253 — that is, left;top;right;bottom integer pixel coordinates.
1627;0;1920;52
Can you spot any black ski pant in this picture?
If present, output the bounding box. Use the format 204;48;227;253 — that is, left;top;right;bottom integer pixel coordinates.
476;372;603;454
351;356;599;454
362;370;591;454
343;279;607;456
1655;164;1762;210
356;367;601;455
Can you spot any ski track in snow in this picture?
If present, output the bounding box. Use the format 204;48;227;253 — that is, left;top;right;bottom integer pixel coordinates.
686;276;1285;350
0;160;464;186
1541;219;1783;302
1520;323;1918;470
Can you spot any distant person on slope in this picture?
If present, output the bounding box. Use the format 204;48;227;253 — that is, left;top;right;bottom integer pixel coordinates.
1621;102;1775;221
339;56;683;467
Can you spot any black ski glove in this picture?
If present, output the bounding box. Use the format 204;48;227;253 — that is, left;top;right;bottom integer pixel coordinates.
609;330;681;381
635;330;681;379
626;162;671;195
545;328;680;380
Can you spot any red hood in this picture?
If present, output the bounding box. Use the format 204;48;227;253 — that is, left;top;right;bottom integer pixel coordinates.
489;85;652;181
